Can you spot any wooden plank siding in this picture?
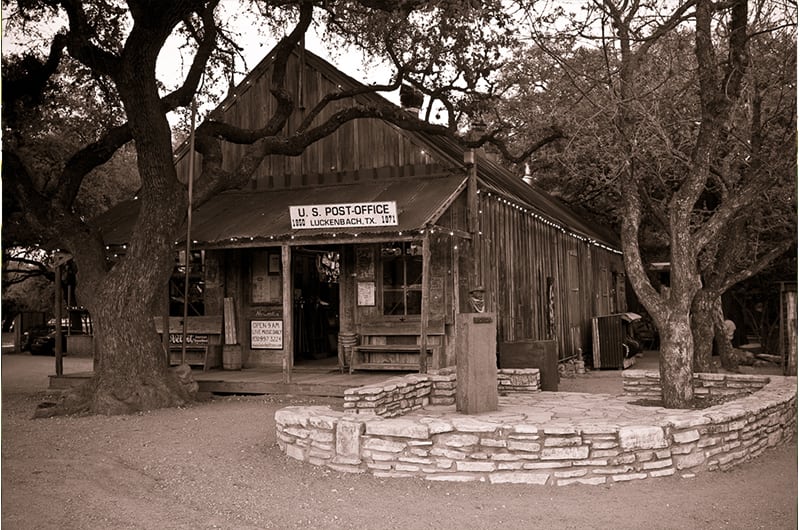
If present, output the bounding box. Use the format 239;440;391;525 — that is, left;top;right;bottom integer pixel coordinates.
478;193;623;362
157;46;626;370
175;50;440;190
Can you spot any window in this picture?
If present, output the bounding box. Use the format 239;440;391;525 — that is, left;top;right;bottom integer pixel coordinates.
171;250;205;316
381;241;423;316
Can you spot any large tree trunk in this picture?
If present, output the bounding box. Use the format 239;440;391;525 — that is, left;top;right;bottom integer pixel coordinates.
659;312;695;408
42;190;193;416
712;296;740;372
692;290;740;374
37;28;195;416
86;292;190;414
691;291;717;372
87;216;190;414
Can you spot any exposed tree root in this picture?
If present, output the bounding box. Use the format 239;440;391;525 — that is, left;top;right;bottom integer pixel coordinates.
34;365;198;418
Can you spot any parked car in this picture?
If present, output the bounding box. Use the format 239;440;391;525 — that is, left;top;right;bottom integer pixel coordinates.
21;325;50;352
22;323;67;356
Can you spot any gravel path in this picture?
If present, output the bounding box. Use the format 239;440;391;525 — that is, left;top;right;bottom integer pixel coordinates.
2;353;796;529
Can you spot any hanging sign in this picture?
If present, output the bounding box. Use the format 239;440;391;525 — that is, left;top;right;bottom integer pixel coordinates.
289;201;398;229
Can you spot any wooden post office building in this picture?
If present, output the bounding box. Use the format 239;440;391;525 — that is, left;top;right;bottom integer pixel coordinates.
100;46;626;378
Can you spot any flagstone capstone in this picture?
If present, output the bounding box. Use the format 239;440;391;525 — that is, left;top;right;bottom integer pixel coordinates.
618;425;668;450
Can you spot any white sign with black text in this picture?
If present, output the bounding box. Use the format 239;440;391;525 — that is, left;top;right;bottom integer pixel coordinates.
289;201;398;230
251;320;283;349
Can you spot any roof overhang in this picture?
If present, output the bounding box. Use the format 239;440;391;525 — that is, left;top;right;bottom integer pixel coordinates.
98;174;467;249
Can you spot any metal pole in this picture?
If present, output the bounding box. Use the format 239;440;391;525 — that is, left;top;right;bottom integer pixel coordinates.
181;100;197;365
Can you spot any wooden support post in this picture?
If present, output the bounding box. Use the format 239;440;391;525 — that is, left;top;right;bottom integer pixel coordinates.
54;264;63;376
465;149;481;291
783;286;797;376
453;242;461;317
162;285;170;363
282;244;293;384
419;231;431;373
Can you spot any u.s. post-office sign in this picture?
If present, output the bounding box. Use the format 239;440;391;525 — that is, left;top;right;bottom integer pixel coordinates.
289;201;398;229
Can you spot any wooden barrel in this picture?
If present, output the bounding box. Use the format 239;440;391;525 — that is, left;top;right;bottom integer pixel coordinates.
223;344;242;370
337;332;358;371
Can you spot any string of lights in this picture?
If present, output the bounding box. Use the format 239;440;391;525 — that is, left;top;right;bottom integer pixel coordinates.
481;190;622;255
104;188;621;256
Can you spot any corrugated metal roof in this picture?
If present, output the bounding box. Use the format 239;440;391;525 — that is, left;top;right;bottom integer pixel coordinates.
283;49;620;249
414;135;621;248
131;47;619;251
99;174;467;247
246;48;621;248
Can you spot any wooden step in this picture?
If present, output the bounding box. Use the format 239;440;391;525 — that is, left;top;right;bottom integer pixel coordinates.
349;362;423;372
353;344;433;353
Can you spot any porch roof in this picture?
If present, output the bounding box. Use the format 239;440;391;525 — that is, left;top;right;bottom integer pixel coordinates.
98;174;467;248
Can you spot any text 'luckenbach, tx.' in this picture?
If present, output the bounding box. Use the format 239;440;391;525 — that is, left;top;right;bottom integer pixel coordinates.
289;201;398;229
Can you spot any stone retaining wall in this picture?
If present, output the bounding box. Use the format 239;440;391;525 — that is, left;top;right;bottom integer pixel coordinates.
276;374;796;485
623;370;771;401
342;368;540;418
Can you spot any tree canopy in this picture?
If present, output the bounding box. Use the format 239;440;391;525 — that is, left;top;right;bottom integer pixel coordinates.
506;0;796;404
3;0;795;413
2;0;558;415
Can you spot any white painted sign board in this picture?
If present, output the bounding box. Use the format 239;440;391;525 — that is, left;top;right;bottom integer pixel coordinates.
289;201;398;229
357;281;376;306
251;320;283;349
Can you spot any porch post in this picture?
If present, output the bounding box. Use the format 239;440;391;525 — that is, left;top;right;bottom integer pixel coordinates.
162;282;170;363
465;149;482;294
54;263;63;377
419;231;431;373
282;243;293;384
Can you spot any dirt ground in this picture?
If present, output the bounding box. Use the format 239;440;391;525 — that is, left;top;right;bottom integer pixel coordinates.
1;353;797;530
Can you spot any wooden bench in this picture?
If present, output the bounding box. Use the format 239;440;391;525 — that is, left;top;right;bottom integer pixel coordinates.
153;315;223;371
350;320;445;373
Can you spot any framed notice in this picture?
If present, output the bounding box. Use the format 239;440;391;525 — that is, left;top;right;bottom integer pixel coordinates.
357;281;376;306
251;320;283;349
268;253;281;274
252;251;281;304
355;247;374;280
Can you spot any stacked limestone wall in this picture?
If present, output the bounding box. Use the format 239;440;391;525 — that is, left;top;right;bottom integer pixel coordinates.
342;368;540;417
276;374;796;485
623;370;771;401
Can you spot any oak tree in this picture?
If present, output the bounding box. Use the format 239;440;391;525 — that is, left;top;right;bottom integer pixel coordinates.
3;0;552;415
505;0;796;405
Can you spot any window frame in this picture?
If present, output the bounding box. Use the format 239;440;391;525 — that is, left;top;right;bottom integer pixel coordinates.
379;241;423;319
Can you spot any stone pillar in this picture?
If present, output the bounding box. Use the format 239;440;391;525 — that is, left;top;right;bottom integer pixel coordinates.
334;419;364;465
456;312;498;413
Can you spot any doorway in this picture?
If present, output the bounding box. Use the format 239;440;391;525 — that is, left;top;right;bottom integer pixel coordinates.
292;246;340;365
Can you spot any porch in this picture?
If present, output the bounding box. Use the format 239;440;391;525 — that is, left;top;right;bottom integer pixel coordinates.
47;357;407;398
